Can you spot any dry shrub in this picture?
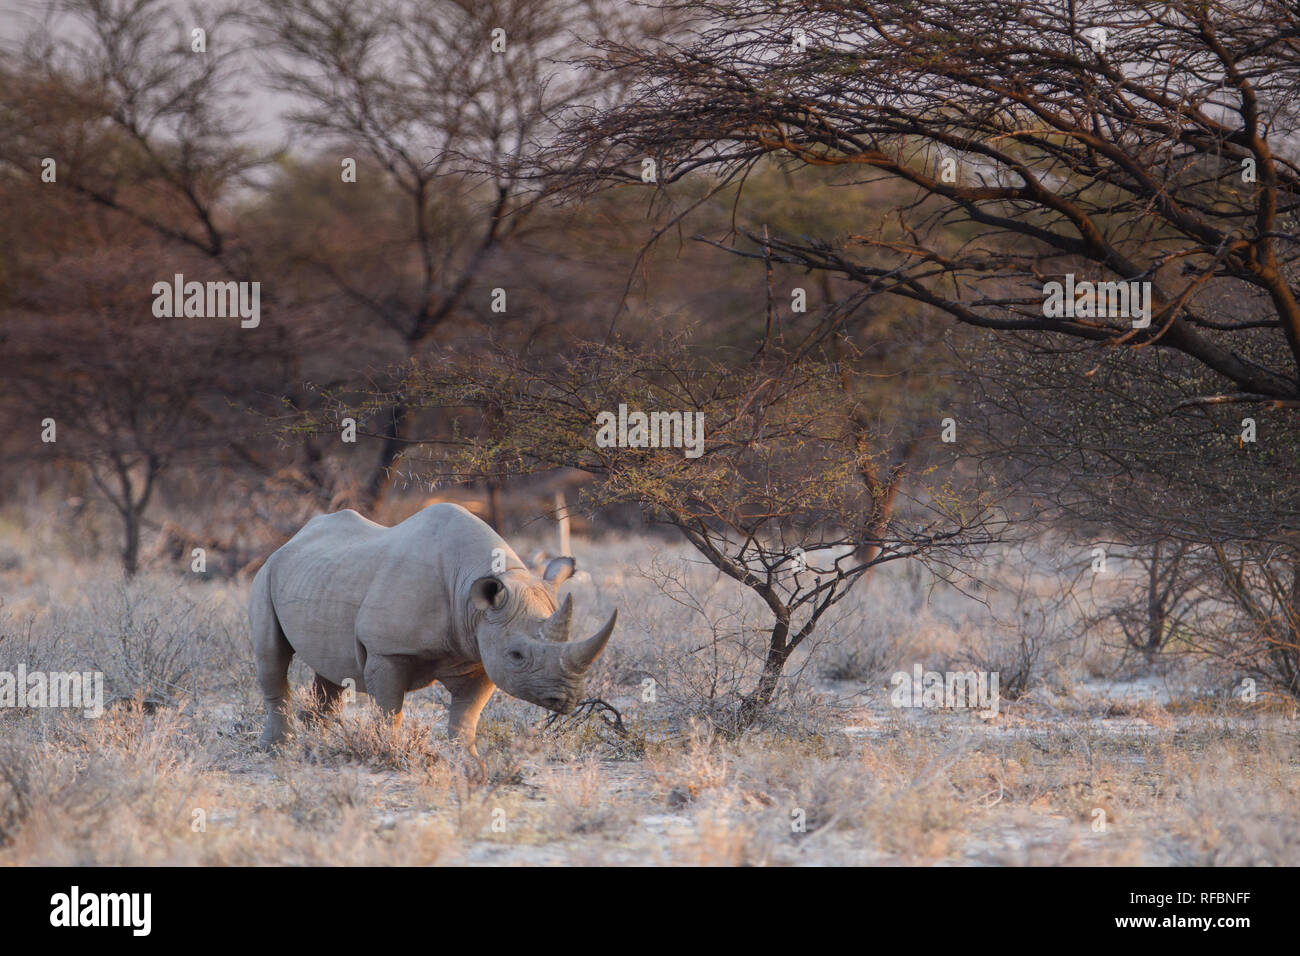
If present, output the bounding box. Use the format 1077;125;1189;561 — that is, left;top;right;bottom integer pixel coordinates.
538;757;630;836
1;573;249;706
0;705;204;864
686;801;770;866
1164;736;1300;866
294;705;441;773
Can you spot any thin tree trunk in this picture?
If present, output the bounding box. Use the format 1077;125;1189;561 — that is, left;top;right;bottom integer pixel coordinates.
1145;542;1165;666
362;402;413;511
737;620;792;730
122;510;139;577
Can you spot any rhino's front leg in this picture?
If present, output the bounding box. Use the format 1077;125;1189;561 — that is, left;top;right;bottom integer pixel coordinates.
363;653;412;730
441;672;496;779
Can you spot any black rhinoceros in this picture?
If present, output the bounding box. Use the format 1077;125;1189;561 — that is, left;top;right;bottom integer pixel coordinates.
250;503;617;763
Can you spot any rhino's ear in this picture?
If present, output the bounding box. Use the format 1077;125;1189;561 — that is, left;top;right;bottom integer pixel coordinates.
543;556;576;587
470;576;508;611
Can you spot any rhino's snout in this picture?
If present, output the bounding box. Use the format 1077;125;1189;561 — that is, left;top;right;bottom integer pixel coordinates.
536;683;585;714
543;693;578;715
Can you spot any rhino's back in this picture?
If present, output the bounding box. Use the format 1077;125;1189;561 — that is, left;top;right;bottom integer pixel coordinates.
262;510;393;678
268;510;387;599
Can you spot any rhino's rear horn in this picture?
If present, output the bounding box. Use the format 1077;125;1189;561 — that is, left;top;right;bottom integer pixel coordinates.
542;594;574;643
562;609;618;672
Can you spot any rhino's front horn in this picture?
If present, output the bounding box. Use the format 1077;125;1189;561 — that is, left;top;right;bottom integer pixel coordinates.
542;594;573;643
562;609;618;673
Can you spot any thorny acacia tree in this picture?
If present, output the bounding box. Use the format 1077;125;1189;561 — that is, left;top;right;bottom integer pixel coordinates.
546;0;1300;405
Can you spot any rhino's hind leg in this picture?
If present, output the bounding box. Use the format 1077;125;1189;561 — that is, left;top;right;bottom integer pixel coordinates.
300;673;346;723
252;572;294;750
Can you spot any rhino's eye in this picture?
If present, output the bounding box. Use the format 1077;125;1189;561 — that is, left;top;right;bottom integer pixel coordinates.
507;649;525;664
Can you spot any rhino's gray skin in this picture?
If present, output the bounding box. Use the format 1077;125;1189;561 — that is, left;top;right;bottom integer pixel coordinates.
250;503;617;761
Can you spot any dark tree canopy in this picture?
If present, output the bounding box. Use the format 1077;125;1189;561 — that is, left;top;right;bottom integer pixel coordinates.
547;0;1300;404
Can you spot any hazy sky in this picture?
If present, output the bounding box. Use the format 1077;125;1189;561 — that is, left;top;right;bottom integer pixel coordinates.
0;0;297;148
